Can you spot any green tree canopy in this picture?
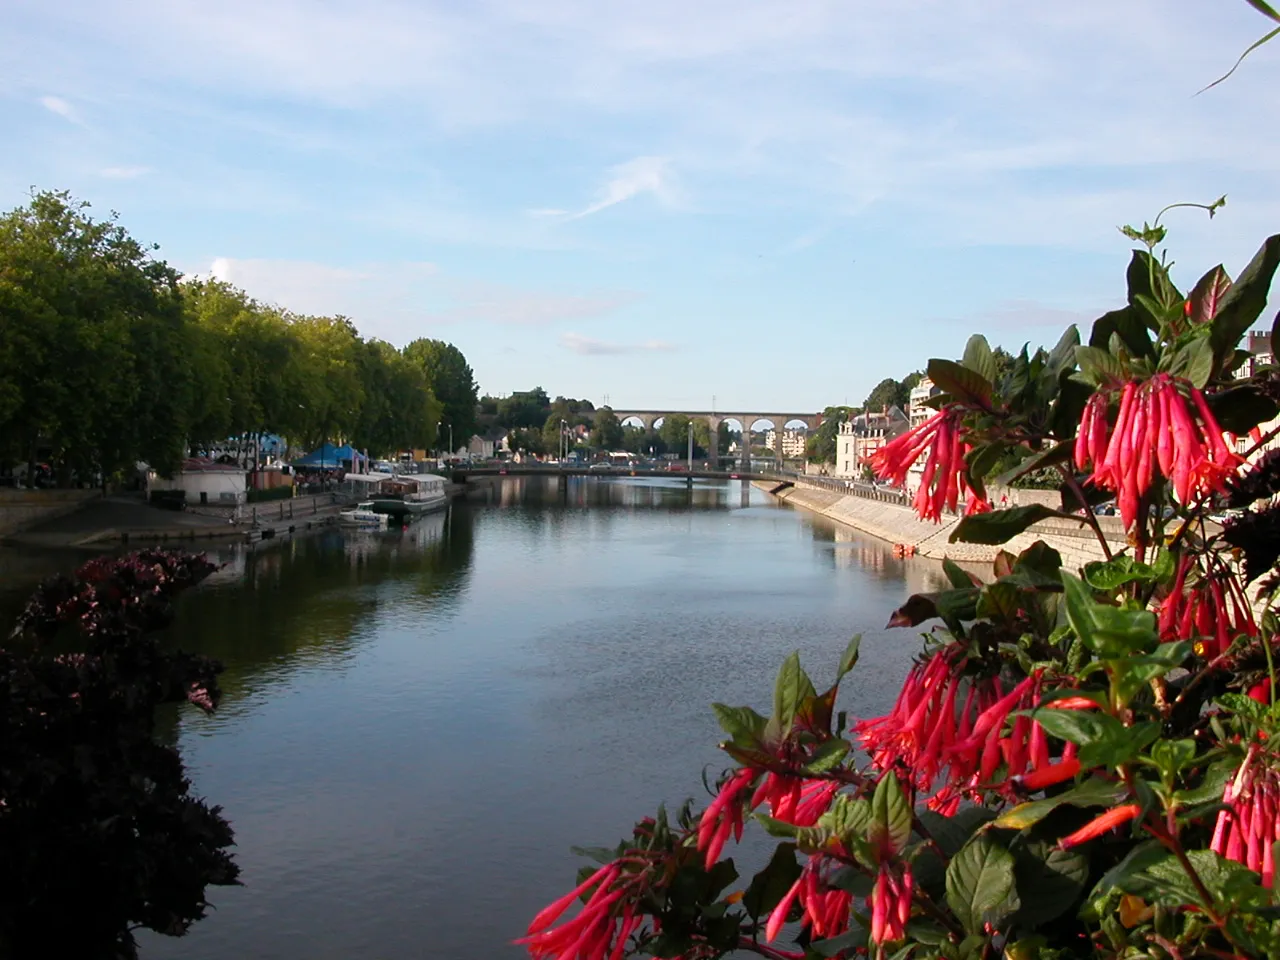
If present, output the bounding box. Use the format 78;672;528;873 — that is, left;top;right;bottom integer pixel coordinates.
591;407;623;450
403;338;478;452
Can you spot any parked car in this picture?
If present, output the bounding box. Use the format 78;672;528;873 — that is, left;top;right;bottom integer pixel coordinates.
588;462;612;471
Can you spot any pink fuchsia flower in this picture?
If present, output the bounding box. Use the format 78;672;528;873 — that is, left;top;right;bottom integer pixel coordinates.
1158;554;1257;658
870;407;990;523
1211;745;1280;887
868;862;913;946
856;650;1077;809
517;862;643;960
698;769;840;869
697;768;756;869
764;853;857;944
1057;804;1142;850
1076;375;1242;528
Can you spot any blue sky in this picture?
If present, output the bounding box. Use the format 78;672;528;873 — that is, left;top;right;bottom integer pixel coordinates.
2;0;1278;412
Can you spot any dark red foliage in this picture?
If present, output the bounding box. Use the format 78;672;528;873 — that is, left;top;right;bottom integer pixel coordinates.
0;550;238;958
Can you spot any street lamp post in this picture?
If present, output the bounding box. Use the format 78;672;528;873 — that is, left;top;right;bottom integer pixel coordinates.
560;419;567;463
687;420;694;471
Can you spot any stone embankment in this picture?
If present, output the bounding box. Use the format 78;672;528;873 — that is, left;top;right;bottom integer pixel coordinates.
0;488;100;537
762;481;1124;570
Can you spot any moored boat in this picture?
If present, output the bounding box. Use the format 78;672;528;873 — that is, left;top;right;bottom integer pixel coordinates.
367;474;448;518
339;502;390;527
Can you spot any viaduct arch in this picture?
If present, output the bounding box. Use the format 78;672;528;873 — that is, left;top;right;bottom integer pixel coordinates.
608;409;823;470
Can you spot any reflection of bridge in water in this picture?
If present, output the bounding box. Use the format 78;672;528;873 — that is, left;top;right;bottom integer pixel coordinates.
607;409;823;469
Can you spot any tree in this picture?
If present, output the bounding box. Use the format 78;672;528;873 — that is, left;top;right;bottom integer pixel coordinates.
496;388;550;430
349;339;441;456
804;405;856;464
658;414;693;455
402;339;478;452
591;407;623;450
507;427;544;455
1;550;237;957
0;190;192;481
862;376;910;413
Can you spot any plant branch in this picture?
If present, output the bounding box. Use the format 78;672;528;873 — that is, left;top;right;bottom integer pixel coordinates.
1057;465;1114;560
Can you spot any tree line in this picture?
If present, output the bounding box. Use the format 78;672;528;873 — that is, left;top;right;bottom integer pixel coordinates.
0;191;480;484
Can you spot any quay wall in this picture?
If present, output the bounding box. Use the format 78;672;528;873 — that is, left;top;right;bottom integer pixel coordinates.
761;481;1119;570
0;489;99;536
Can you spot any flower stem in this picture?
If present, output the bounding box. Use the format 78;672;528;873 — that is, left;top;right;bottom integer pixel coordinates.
1057;465;1114;560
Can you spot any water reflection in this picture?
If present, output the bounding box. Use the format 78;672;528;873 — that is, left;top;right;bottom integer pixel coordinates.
0;480;953;960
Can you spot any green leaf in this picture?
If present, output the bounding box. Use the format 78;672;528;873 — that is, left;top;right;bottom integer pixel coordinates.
810;929;868;957
927;358;993;409
1089;840;1166;905
1060;573;1157;657
756;814;800;839
1205;385;1280;436
946;834;1019;935
949;505;1063;545
1201;24;1280;93
742;843;803;921
711;703;768;744
773;652;816;736
886;588;978;628
1210;235;1280;369
869;773;912;857
976;581;1023;622
1046;325;1082;377
943;558;979;589
1189;264;1232;324
1126;251;1181;334
1149;739;1198;777
1114;849;1254;910
1168;337;1215;389
1081;556;1153;591
803;738;851;774
836;635;862;680
918;807;996;857
1074;345;1126;386
1012;841;1089;927
1030;708;1125;747
962;334;999;386
1077;721;1161;768
991;440;1073;487
995;776;1127;830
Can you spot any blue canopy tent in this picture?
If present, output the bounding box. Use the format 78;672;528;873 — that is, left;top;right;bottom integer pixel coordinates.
293;443;368;472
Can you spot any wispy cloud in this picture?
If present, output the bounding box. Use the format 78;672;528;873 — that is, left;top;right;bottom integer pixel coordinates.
38;95;80;124
936;299;1104;338
559;332;675;355
99;165;152;179
566;156;679;220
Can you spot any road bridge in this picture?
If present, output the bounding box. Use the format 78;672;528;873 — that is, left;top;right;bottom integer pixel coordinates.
449;464;793;483
605;409;824;470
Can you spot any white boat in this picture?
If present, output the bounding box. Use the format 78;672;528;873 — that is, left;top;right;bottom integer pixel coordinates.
339;502;390;527
368;474;449;518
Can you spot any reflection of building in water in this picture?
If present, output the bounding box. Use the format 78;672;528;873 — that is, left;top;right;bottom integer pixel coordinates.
825;525;953;596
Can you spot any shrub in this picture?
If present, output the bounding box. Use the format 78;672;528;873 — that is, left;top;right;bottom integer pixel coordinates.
524;217;1280;958
0;550;237;958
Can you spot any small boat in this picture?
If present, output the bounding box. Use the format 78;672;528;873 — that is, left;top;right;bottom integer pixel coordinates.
367;474;449;519
339;502;390;527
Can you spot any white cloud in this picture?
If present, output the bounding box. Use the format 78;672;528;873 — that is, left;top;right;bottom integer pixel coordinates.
8;0;1280;257
38;95;79;123
559;332;675;355
566;156;679;219
199;257;438;341
195;257;634;340
99;165;152;179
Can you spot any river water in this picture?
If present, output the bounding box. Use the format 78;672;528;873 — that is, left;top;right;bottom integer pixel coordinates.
3;477;950;960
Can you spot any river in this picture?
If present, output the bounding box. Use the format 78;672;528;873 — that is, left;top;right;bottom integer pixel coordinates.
2;476;950;960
